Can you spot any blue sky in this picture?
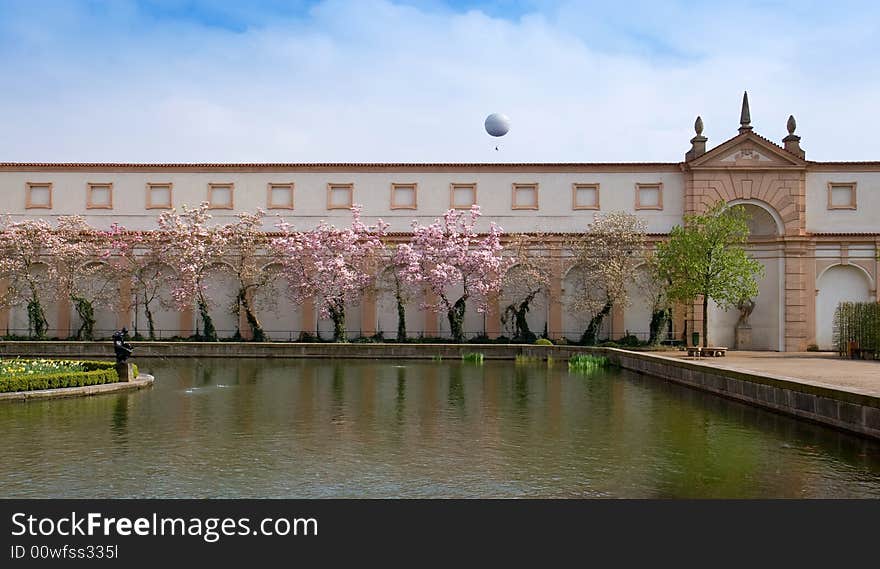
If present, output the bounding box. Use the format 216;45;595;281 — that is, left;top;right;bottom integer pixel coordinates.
0;0;878;162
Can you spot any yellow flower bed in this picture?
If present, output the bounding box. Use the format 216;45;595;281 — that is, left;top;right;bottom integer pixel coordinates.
0;357;85;378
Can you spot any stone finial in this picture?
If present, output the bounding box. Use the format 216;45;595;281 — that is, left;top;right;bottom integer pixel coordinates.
686;115;708;161
782;114;805;159
738;91;753;133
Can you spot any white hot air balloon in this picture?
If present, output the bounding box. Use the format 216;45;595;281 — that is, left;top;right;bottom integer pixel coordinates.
485;113;510;137
484;113;510;151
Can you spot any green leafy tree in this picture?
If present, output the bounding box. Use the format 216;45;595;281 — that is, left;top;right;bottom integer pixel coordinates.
656;202;764;347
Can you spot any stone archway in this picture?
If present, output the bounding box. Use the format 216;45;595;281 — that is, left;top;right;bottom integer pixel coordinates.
700;199;784;350
685;130;809;351
729;199;784;237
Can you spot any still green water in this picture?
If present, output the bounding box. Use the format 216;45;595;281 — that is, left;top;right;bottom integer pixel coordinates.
2;358;879;498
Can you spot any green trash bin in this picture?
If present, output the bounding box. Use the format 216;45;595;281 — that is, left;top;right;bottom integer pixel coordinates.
692;331;700;346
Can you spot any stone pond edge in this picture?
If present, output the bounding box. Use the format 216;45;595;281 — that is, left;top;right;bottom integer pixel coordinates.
0;374;154;402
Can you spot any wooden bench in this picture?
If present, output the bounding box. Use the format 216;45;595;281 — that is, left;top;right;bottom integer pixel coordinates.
686;346;728;358
703;347;728;357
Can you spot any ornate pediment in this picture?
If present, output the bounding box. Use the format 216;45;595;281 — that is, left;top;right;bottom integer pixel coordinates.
687;131;807;170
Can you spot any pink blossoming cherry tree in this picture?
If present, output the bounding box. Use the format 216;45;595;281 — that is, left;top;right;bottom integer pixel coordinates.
156;203;228;341
271;206;388;342
396;206;510;342
0;217;57;338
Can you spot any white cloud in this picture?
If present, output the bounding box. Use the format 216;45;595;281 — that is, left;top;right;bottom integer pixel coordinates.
0;0;878;162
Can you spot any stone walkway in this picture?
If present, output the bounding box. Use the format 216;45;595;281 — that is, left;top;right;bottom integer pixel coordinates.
660;350;880;398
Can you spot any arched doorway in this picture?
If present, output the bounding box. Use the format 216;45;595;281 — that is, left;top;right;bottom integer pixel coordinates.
815;264;873;350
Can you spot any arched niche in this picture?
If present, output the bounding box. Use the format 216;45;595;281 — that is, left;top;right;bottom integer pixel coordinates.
815;264;873;350
727;199;783;237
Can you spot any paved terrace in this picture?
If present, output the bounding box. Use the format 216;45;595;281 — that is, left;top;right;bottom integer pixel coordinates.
661;350;880;398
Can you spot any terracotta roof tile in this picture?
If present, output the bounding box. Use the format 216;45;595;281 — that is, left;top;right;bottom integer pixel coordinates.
0;161;679;168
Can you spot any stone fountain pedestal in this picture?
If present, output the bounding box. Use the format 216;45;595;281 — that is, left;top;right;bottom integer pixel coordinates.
115;362;135;382
735;325;752;351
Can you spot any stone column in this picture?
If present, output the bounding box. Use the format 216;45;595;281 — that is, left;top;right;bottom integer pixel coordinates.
0;278;9;334
486;295;501;339
805;240;818;347
784;238;809;351
611;303;625;340
690;298;704;347
57;296;71;339
671;301;687;344
547;244;563;340
361;291;377;337
301;297;316;338
423;288;438;337
178;307;194;338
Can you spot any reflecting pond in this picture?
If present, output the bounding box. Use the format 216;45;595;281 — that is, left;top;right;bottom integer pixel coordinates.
2;358;880;498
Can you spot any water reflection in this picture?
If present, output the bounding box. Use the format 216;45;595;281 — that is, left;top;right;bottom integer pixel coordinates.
514;365;529;409
395;366;406;426
447;365;465;409
110;395;129;441
1;358;879;498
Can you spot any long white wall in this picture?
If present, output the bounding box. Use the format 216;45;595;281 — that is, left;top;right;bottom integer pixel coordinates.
806;171;880;234
0;169;685;233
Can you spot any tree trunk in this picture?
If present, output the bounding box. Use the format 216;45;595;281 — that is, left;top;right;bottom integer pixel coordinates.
329;304;346;342
447;297;467;342
581;300;612;346
237;289;266;342
198;297;218;341
396;294;407;341
648;308;671;346
144;296;156;340
72;296;95;341
27;296;48;340
702;294;709;348
513;290;538;342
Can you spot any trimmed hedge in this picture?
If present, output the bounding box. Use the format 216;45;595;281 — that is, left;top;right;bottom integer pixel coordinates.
0;359;136;393
833;302;880;357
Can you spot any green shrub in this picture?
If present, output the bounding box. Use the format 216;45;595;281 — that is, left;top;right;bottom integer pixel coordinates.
0;358;121;393
534;338;553;346
833;302;880;356
0;368;119;393
351;333;385;343
568;354;610;373
515;354;541;365
462;352;484;363
615;334;643;347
